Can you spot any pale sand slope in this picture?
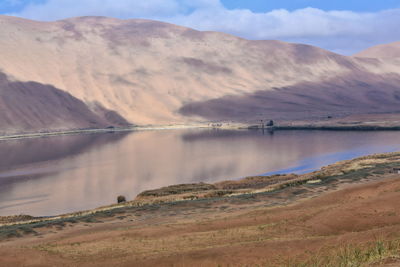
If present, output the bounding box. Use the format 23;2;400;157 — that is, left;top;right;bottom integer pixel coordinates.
0;71;128;134
355;41;400;59
1;15;400;133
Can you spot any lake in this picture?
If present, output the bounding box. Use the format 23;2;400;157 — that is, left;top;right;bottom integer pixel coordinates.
0;129;400;216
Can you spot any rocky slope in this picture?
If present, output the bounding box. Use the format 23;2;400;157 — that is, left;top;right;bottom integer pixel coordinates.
0;15;400;133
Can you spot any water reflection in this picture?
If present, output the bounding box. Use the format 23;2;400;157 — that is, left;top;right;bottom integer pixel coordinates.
0;129;399;216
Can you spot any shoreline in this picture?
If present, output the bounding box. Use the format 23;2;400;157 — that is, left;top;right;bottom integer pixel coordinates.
1;151;400;266
1;152;399;266
1;150;399;227
1;122;400;142
0;124;212;142
273;125;400;131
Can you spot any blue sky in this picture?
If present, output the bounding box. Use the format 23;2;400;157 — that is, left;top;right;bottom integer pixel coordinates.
1;0;400;55
2;0;400;13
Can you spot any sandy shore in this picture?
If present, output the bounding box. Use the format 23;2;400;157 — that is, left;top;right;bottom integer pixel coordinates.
2;115;400;142
0;124;214;142
0;152;399;266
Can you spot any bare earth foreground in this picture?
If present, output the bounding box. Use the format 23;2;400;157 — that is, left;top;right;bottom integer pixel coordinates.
1;152;400;266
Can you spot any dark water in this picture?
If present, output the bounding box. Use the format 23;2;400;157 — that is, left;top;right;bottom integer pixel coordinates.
0;129;400;216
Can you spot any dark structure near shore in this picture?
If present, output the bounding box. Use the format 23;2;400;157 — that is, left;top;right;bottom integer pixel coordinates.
117;195;126;203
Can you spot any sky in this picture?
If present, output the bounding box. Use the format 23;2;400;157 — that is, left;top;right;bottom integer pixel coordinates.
1;0;400;55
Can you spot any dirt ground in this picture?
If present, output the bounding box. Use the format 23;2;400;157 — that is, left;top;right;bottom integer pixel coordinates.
1;154;400;266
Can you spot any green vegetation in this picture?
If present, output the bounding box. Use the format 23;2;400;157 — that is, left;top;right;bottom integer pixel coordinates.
0;153;398;242
0;224;37;239
0;215;94;240
138;183;216;197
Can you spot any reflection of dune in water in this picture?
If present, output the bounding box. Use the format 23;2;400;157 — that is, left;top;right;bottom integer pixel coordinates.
0;132;129;172
0;129;400;216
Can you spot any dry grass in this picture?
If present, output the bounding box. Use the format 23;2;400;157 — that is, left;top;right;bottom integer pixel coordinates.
1;152;400;266
289;239;400;267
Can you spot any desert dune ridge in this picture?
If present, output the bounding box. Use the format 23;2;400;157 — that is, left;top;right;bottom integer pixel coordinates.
1;15;400;133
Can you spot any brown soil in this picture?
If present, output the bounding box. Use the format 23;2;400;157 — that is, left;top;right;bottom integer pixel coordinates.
0;153;400;266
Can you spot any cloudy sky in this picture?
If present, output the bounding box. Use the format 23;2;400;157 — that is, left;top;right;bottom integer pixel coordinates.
1;0;399;55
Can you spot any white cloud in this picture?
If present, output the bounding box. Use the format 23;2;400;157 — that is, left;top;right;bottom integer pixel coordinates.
13;0;182;20
8;0;400;55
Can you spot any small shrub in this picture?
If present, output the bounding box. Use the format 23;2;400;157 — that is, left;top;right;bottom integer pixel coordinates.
117;195;126;203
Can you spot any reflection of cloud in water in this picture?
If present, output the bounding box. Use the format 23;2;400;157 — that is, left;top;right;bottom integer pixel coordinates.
265;144;400;175
0;129;399;216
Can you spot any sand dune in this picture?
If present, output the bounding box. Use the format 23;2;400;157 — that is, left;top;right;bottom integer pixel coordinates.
0;72;128;134
355;41;400;59
180;71;400;122
0;15;400;133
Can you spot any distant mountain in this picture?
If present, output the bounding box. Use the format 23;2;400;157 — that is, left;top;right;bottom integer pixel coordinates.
355;41;400;59
0;15;400;134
